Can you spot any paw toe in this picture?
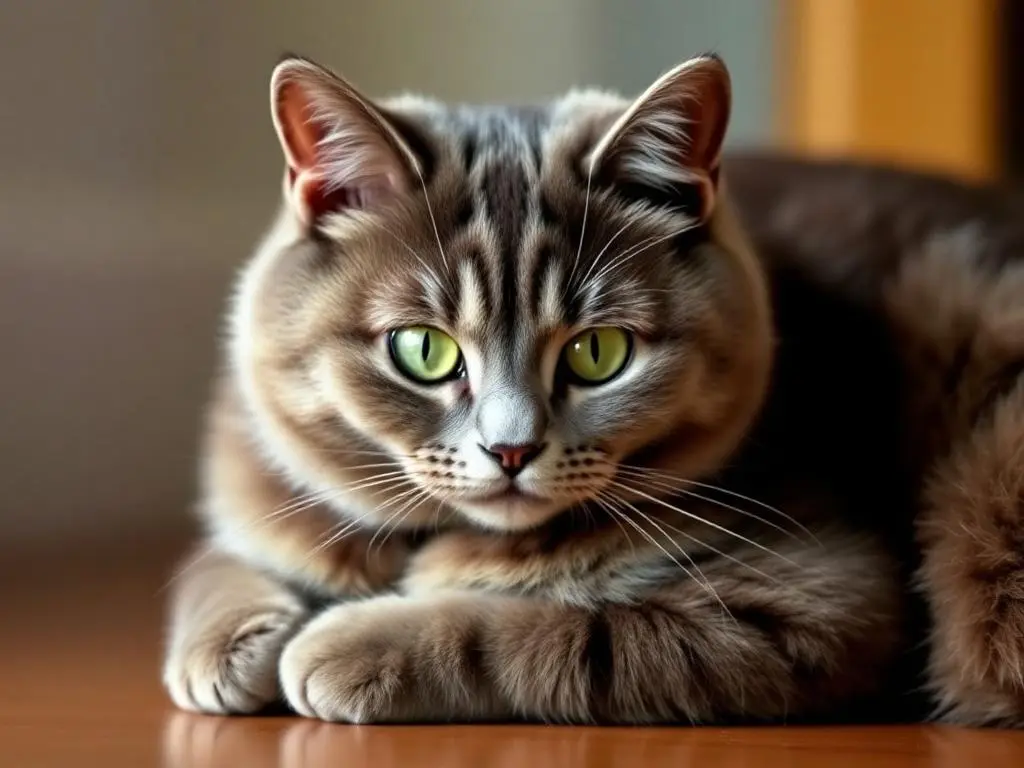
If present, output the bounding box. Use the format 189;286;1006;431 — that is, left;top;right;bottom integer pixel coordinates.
165;610;298;715
280;629;406;723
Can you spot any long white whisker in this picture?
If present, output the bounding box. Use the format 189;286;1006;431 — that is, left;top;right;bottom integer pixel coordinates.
615;493;786;586
250;468;408;531
320;448;412;459
161;470;413;593
599;490;732;618
614;469;803;542
264;492;340;525
306;480;419;560
365;487;429;559
591;224;697;285
370;489;430;560
566;160;595;295
326;461;406;471
615;464;817;541
575;216;637;292
264;488;336;520
596;490;728;615
588;495;637;556
610;480;800;568
586;231;659;287
597;491;689;577
413;165;450;274
337;470;411;494
307;512;373;560
378;223;455;303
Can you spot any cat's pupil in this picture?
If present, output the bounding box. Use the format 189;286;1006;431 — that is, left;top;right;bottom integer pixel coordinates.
589;332;600;364
421;332;431;362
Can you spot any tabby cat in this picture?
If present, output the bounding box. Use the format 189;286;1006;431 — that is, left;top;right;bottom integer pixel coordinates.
162;52;1024;726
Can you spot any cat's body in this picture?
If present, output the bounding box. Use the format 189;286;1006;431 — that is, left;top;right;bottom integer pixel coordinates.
163;55;1024;726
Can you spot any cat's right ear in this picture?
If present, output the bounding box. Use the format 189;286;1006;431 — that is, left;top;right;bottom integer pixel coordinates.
270;56;422;226
588;54;731;221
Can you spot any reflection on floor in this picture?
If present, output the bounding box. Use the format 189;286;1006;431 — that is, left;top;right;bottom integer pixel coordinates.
3;535;1023;767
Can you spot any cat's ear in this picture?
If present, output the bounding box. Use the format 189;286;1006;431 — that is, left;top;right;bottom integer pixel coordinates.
589;54;730;220
270;55;422;226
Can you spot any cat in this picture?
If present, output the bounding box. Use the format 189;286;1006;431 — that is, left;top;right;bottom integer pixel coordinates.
162;52;1024;726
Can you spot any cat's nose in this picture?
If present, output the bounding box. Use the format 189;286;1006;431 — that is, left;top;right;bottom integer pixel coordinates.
479;442;546;478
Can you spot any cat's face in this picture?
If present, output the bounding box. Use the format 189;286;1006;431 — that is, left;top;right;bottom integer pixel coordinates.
232;55;772;532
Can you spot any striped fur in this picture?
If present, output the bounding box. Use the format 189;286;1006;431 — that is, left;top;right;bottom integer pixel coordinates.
164;54;1024;727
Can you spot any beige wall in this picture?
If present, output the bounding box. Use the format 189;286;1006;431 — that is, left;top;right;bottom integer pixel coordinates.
0;1;778;547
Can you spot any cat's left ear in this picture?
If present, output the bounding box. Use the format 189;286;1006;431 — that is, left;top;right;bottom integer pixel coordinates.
589;54;730;221
270;55;423;226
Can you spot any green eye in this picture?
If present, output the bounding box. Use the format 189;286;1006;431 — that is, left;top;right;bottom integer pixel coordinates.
563;327;632;385
389;327;463;383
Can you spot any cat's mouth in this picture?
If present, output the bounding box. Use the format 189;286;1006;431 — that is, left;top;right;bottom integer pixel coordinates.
455;483;562;532
475;486;545;504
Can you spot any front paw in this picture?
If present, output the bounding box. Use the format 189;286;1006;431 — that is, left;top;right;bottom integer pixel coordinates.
164;608;302;715
279;596;416;723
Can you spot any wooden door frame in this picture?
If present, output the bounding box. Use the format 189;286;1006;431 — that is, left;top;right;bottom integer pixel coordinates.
776;0;1000;181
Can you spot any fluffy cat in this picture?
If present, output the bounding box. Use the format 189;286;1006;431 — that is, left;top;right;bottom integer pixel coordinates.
162;52;1024;726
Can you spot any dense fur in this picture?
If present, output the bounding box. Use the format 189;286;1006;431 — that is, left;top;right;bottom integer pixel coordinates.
163;54;1024;726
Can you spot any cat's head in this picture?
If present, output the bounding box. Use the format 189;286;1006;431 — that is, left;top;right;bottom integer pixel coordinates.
230;53;772;533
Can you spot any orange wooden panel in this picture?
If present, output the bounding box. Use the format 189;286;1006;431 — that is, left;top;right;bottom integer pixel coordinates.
779;0;998;180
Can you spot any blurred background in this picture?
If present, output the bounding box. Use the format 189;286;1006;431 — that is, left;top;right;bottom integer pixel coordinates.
0;0;1012;556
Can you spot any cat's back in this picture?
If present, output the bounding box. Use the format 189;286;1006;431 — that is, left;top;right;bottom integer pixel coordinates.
724;153;1024;301
721;153;1024;511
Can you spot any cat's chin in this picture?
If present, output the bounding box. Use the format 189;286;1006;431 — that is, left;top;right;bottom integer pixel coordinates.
453;493;564;533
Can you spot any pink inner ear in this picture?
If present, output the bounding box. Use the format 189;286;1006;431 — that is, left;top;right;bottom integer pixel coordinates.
274;75;406;224
296;177;362;221
276;81;324;174
276;80;372;223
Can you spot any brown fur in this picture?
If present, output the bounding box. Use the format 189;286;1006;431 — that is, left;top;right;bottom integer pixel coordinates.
162;55;1024;726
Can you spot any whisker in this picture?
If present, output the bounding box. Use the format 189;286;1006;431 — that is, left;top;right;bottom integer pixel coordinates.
160;470;414;593
589;495;637;556
430;499;447;535
614;468;804;543
609;480;801;569
378;223;456;304
575;216;637;292
336;470;411;495
615;464;817;542
412;164;450;274
319;448;412;459
264;488;336;520
241;468;408;536
370;489;430;560
591;224;698;285
595;490;727;611
321;461;406;471
606;491;735;620
597;491;688;573
307;480;419;560
578;500;598;530
586;231;660;287
264;492;341;526
157;489;340;594
565;157;595;296
365;487;429;559
307;512;373;560
631;500;784;586
157;542;217;596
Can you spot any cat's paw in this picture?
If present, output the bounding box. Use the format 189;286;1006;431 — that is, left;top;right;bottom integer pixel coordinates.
279;597;412;723
164;609;302;715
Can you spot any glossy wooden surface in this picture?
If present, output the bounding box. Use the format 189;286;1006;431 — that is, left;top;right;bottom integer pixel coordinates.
4;538;1024;767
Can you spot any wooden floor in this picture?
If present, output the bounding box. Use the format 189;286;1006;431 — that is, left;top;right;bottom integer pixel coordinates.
4;537;1024;768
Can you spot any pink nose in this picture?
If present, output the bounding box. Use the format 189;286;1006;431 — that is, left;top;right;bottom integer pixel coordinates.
480;443;545;478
